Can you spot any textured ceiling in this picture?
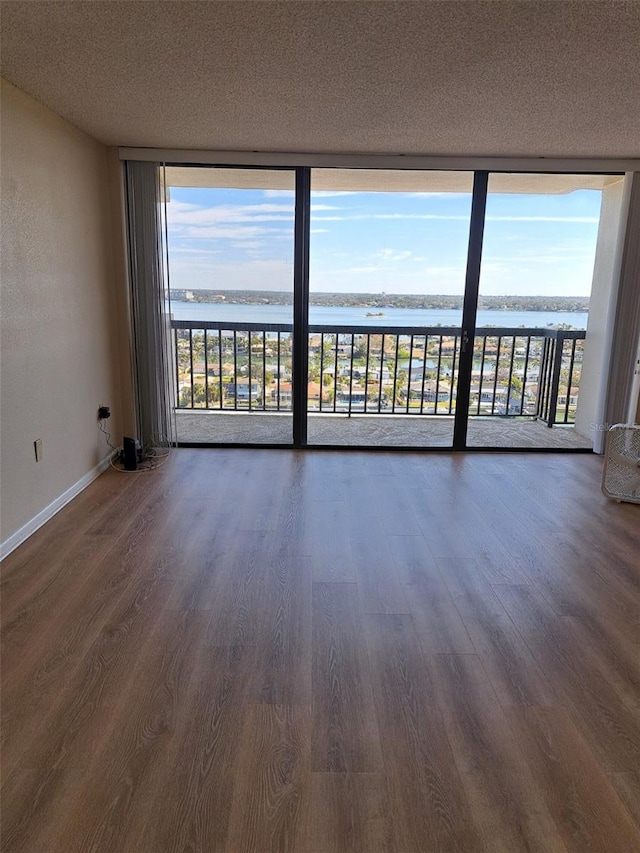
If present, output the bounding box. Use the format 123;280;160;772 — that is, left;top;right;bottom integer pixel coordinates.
2;1;640;157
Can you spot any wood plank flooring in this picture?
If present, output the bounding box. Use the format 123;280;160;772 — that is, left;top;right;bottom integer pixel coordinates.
2;448;639;852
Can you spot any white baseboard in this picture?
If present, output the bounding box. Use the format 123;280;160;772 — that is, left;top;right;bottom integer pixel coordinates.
0;455;112;561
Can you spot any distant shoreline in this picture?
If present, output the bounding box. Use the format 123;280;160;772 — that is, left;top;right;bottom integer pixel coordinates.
170;290;589;313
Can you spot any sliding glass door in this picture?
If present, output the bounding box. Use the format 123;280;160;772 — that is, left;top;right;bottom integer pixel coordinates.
306;169;474;447
164;166;296;444
465;173;620;449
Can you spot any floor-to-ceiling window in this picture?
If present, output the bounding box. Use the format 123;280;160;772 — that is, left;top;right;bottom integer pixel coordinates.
306;169;474;447
465;173;619;449
165;166;296;445
152;163;623;451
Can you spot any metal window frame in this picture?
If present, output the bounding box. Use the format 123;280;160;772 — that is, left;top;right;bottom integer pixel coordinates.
144;157;627;452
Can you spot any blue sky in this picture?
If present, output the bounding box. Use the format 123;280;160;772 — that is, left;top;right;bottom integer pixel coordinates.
166;183;602;297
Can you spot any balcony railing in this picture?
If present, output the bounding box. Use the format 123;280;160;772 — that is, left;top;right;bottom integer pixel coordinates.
171;320;585;426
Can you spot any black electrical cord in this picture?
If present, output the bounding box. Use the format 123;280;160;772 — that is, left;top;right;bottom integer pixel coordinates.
98;418;118;450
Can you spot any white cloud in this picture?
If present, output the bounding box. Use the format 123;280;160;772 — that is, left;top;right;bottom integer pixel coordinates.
487;215;599;223
311;213;599;224
167;201;294;228
168;257;294;291
375;249;413;262
182;225;269;240
310;204;341;212
371;214;469;221
169;246;221;255
230;241;267;250
483;253;593;264
311;213;469;222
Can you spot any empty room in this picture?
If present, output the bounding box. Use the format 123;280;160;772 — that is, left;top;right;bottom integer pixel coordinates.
2;2;640;851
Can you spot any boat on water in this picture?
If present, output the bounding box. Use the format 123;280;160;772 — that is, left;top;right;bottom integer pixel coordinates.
365;311;385;317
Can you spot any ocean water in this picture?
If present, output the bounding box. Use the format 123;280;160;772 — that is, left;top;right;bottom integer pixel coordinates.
169;300;588;330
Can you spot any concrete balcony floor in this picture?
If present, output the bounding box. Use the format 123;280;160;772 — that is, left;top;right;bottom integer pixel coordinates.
174;410;592;449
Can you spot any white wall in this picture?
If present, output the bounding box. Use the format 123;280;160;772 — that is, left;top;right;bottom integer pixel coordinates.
1;79;124;548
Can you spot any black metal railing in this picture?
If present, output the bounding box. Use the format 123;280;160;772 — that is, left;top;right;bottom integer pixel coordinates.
171;320;585;426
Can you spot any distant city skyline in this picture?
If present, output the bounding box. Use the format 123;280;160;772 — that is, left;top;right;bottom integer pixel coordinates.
166;182;603;298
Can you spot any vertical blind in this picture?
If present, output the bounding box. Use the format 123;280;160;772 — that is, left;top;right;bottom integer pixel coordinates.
124;160;175;450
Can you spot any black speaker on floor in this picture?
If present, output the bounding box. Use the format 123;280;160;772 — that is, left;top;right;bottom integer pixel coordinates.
123;436;138;471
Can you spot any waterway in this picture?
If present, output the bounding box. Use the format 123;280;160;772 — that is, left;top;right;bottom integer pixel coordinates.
169;300;588;330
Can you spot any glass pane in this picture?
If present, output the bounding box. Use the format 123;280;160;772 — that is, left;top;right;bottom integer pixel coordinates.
467;173;622;449
307;169;473;447
164;167;295;444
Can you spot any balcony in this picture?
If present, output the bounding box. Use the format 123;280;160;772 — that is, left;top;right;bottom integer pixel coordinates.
171;320;588;448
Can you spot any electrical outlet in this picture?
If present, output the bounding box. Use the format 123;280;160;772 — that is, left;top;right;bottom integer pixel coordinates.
34;439;43;462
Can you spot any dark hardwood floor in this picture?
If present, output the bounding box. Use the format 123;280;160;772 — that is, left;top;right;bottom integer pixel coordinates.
2;448;639;852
